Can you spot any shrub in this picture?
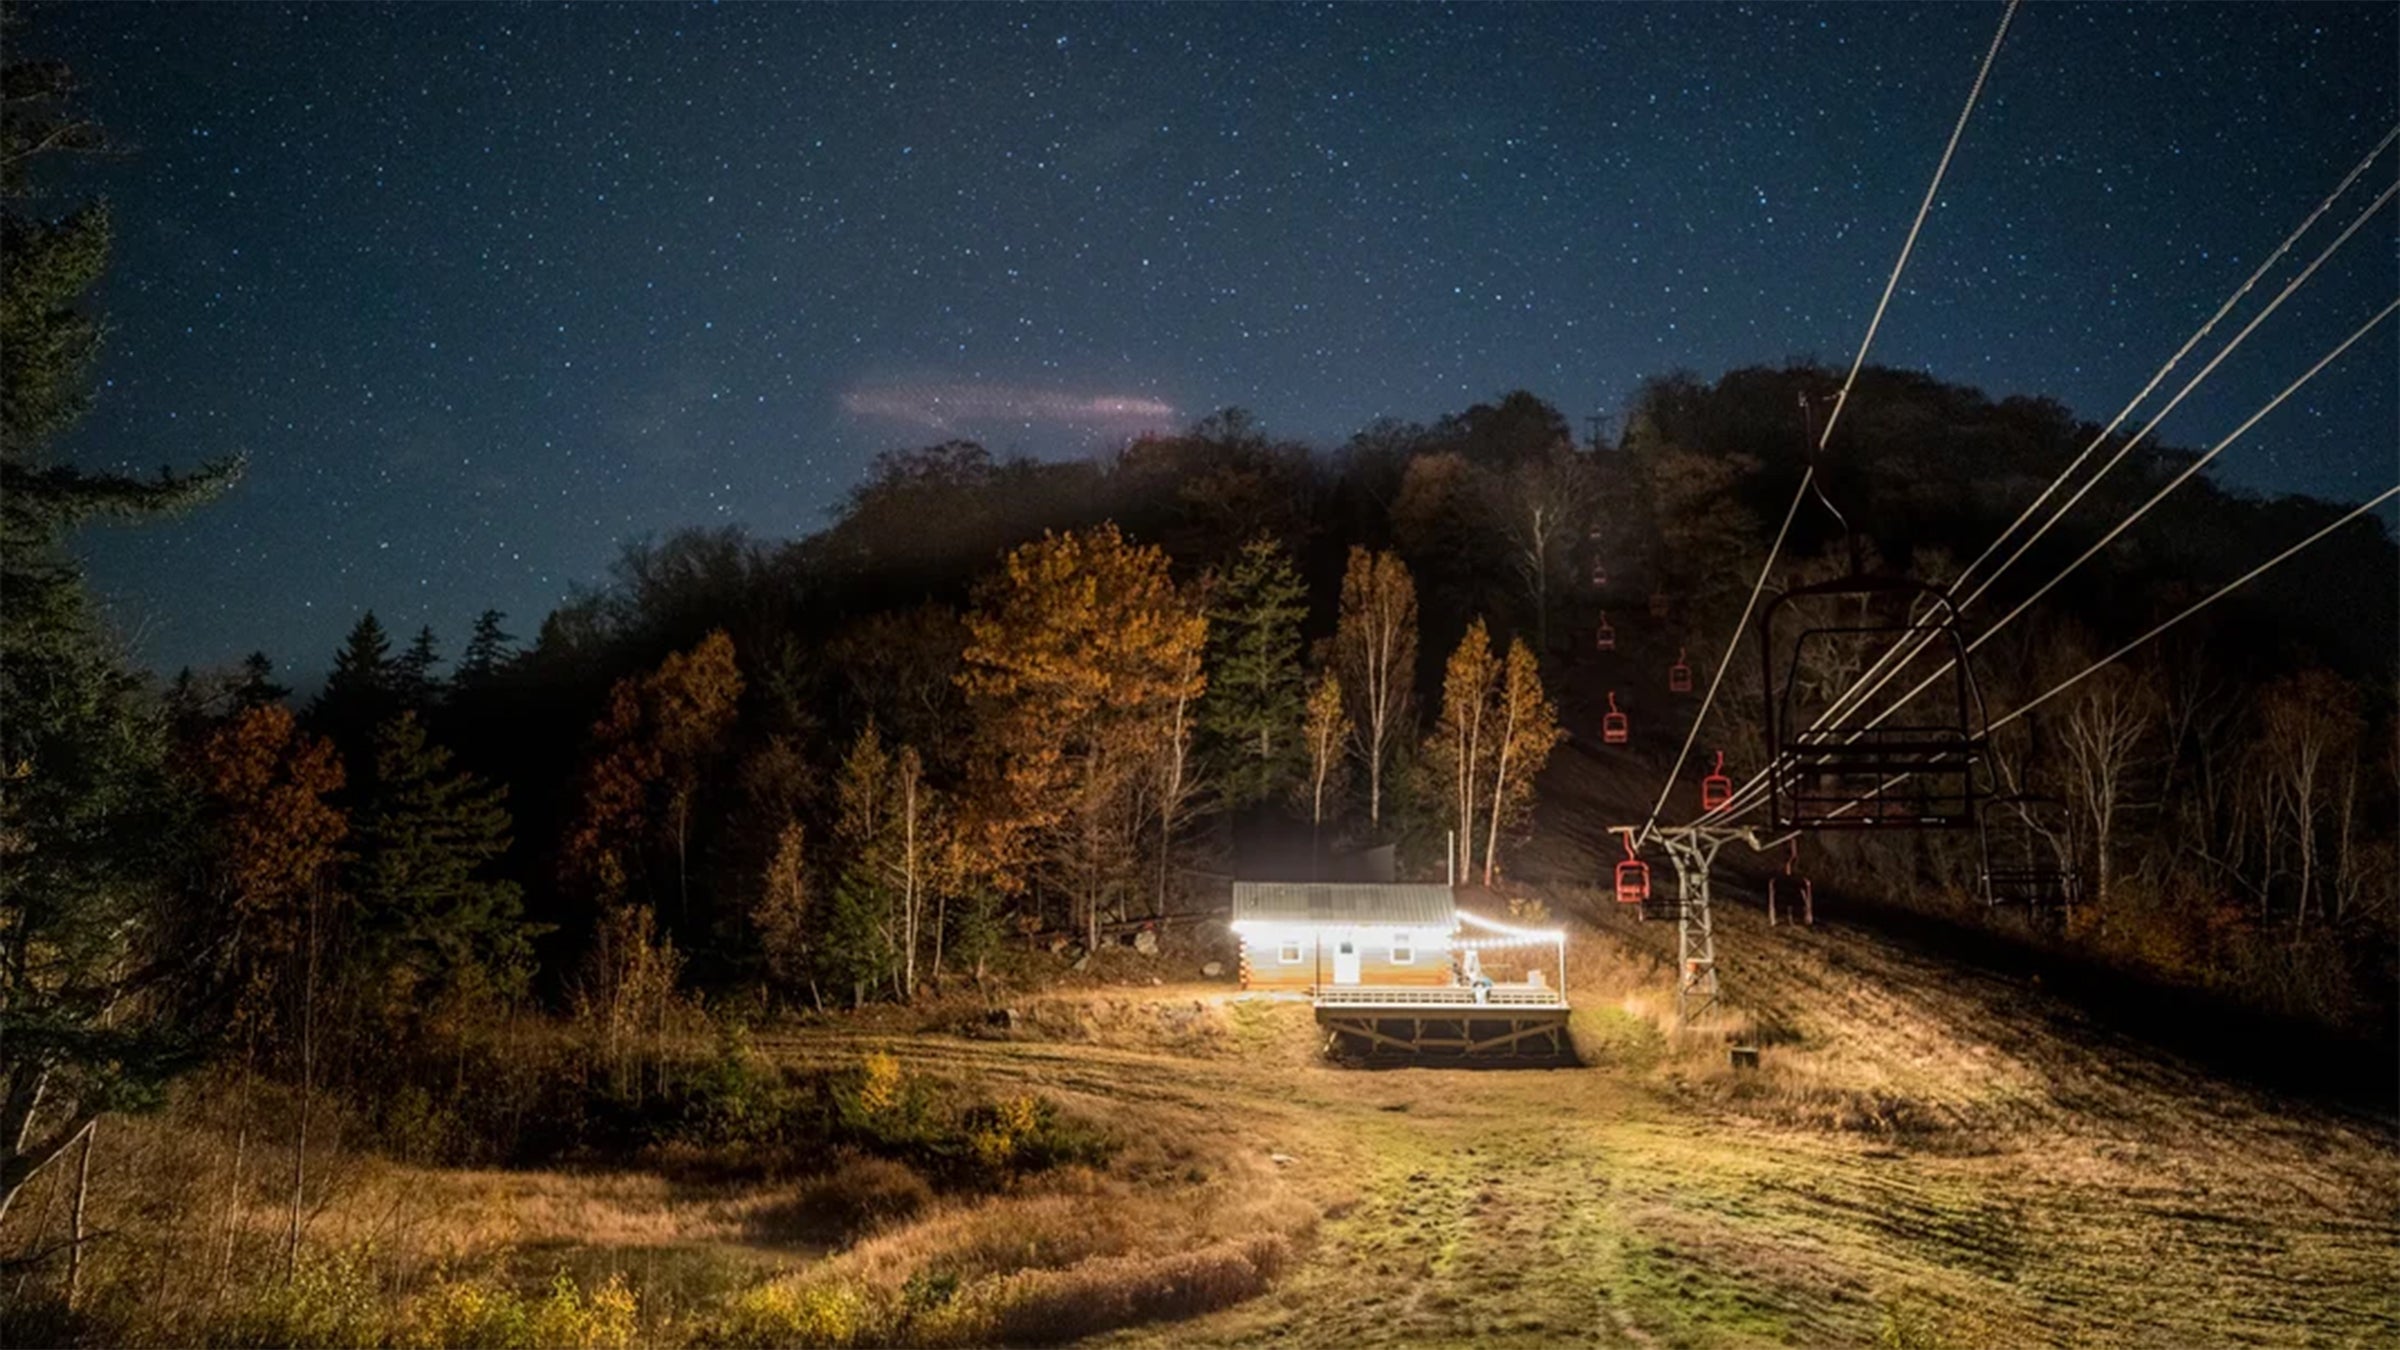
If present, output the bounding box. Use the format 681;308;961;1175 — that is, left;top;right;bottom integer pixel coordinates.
928;1234;1291;1346
714;1276;883;1348
784;1152;937;1238
663;1021;802;1153
220;1246;390;1350
399;1270;638;1350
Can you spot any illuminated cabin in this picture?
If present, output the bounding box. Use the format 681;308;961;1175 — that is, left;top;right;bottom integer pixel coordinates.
1231;882;1457;992
1229;882;1571;1059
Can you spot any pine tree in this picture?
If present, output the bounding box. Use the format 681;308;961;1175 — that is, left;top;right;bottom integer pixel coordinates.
0;21;239;1224
350;712;534;1024
824;863;895;1008
454;609;516;688
1201;536;1308;807
392;624;443;713
310;612;396;771
232;651;289;709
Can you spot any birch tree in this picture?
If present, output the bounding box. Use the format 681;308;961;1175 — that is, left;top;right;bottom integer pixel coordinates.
1334;548;1418;828
1491;446;1599;653
1484;638;1563;885
1427;620;1499;882
2057;665;2156;912
1297;670;1352;837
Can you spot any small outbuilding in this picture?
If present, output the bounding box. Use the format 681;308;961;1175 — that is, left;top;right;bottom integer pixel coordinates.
1230;882;1458;992
1229;881;1571;1059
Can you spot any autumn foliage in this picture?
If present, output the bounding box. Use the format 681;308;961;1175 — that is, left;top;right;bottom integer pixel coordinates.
959;525;1208;946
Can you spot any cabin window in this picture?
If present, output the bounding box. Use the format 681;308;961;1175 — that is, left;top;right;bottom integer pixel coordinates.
1391;935;1415;964
1277;940;1302;964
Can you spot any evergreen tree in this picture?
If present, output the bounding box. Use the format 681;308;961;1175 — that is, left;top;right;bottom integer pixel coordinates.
823;863;895;1008
392;624;443;713
454;609;516;688
164;666;211;742
0;20;238;1222
349;713;534;1023
232;651;288;709
310;612;396;768
1201;535;1309;807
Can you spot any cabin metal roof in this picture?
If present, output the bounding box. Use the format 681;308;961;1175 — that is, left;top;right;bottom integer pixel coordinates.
1229;882;1458;929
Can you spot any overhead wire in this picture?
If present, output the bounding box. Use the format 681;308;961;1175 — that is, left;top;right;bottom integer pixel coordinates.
1797;177;2398;742
1802;286;2398;770
1637;0;2020;842
1704;292;2400;832
1756;480;2400;843
1690;146;2400;830
1803;125;2400;739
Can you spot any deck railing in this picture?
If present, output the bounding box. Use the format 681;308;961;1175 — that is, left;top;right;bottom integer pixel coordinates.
1312;985;1565;1009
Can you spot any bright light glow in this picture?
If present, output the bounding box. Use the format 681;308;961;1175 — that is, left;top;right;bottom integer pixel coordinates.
1454;910;1566;943
1232;920;1457;944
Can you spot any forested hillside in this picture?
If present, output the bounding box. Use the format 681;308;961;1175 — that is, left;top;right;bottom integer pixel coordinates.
6;13;2395;1341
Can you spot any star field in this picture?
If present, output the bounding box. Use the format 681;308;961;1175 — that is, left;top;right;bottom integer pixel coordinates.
33;1;2398;679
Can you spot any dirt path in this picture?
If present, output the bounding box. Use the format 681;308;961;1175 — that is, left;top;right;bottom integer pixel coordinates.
760;888;2398;1348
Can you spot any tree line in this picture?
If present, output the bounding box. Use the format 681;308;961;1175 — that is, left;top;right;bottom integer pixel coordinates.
8;16;2397;1265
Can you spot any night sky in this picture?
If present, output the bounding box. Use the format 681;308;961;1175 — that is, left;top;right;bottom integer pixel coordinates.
30;1;2399;681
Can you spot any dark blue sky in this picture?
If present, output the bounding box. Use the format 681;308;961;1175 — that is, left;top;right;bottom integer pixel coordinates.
32;1;2399;679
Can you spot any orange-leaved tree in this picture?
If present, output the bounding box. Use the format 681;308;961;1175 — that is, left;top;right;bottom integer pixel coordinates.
186;703;349;1053
561;629;743;923
959;525;1206;949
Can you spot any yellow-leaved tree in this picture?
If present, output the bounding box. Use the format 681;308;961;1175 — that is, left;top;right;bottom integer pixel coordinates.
1427;619;1500;882
1334;548;1418;827
1483;637;1563;885
959;525;1207;949
1296;669;1351;839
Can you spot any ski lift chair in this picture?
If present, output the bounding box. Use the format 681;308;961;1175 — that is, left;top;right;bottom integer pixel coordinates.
1590;562;1609;587
1756;575;1986;830
1978;793;2078;909
1669;648;1693;694
1601;691;1629;745
1594;613;1617;652
1699;750;1733;812
1613;830;1651;906
1768;839;1814;927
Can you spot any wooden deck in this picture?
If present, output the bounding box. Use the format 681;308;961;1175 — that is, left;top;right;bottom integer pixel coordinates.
1312;985;1565;1009
1313;984;1572;1061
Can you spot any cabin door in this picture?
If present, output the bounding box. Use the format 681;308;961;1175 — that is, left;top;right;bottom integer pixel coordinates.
1332;935;1361;985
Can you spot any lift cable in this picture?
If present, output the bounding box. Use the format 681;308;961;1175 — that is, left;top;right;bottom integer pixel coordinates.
1694;182;2400;831
1638;0;2020;843
1703;295;2398;835
1791;289;2398;784
1800;175;2398;743
1752;479;2400;846
1689;136;2400;831
1803;126;2400;741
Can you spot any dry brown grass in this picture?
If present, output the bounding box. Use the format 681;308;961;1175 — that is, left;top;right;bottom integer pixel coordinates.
8;886;2395;1349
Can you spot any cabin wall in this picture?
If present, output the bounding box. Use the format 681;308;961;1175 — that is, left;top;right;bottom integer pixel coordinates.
1240;929;1456;990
